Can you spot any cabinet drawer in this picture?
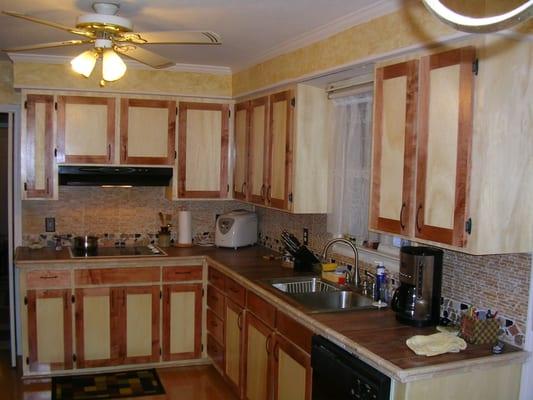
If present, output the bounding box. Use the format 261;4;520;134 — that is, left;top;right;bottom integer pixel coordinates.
74;267;159;285
208;267;225;291
247;291;276;328
225;277;246;307
26;270;71;289
207;309;224;345
207;285;225;318
163;266;202;282
276;311;313;354
207;333;225;372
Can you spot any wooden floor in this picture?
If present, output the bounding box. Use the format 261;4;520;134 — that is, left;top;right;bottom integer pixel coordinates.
0;351;238;400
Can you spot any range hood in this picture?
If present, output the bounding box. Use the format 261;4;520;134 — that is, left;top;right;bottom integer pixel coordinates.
58;166;173;187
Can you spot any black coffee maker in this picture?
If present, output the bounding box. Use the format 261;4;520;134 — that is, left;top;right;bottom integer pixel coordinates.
391;246;443;327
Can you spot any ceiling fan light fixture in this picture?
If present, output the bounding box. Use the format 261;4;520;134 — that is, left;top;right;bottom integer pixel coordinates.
70;49;98;77
102;49;126;81
422;0;533;32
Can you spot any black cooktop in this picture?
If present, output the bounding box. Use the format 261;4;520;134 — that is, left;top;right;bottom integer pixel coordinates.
69;246;166;258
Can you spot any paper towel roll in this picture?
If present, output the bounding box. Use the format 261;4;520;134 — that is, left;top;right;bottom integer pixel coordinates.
178;211;192;245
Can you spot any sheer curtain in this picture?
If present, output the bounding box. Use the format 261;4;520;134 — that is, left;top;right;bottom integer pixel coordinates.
327;92;373;240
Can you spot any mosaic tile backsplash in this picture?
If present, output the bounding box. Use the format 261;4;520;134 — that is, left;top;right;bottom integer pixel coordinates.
22;190;531;347
255;206;532;348
22;186;252;245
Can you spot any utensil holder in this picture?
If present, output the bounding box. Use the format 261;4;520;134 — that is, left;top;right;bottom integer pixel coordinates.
460;316;500;345
158;232;171;248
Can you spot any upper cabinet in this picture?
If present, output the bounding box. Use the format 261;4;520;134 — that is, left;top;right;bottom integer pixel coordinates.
233;101;250;201
56;96;115;164
371;47;474;248
22;94;55;199
371;39;532;254
234;85;329;213
177;101;230;198
120;98;176;165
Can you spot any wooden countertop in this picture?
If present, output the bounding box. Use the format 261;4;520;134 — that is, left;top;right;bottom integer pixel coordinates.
15;245;528;383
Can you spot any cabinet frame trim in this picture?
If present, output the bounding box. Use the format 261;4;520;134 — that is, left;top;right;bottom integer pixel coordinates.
234;101;251;201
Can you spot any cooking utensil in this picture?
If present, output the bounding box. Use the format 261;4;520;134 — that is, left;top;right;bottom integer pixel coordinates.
73;235;98;251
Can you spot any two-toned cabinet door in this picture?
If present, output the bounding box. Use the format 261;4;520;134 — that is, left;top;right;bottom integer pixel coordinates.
370;60;419;236
272;334;312;400
234;101;251;200
56;96;115;164
26;289;73;372
248;97;269;205
225;299;244;396
415;47;475;247
23;94;54;199
244;313;274;400
178;102;229;198
120;98;176;165
75;287;121;368
162;283;202;361
267;91;293;210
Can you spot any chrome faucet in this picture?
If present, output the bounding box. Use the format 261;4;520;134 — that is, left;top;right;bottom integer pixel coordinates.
321;238;360;288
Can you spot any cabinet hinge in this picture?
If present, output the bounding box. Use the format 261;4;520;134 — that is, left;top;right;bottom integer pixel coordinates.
288;193;293;202
290;97;296;107
24;182;27;191
472;59;479;76
24;101;27;109
71;295;75;304
73;354;77;362
24;296;27;305
25;357;29;365
54;102;58;111
465;218;472;235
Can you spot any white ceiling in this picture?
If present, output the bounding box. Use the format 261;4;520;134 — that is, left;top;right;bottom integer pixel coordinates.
0;0;402;71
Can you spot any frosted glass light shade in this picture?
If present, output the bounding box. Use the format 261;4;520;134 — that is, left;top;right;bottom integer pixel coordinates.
102;49;126;81
422;0;533;32
70;50;98;77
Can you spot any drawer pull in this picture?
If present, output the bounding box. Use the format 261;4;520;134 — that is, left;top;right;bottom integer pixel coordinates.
173;271;191;275
40;275;58;279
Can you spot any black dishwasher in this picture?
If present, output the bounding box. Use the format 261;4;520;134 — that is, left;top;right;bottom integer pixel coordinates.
312;335;391;400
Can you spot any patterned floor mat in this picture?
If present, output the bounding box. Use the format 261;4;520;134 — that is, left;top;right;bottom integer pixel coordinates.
52;369;165;400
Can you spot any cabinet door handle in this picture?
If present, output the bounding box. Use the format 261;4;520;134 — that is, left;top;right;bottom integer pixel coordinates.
273;341;279;361
260;184;266;200
46;178;50;195
39;275;58;279
266;185;271;203
266;333;273;354
107;144;111;161
399;203;406;230
173;271;191;275
416;204;423;232
237;311;243;330
241;182;246;194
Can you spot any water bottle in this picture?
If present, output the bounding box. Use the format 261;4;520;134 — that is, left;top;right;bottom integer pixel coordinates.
375;261;387;303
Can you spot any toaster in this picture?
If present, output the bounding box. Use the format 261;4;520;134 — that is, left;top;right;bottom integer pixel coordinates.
215;210;258;249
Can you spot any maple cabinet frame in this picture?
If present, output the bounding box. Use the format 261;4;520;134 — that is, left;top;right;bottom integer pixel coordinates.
24;94;54;199
370;60;419;236
248;96;270;205
120;98;177;165
177;101;230;198
56;95;116;164
415;47;475;247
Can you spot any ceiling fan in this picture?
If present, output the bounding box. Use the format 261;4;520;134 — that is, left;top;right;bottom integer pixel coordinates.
2;2;222;83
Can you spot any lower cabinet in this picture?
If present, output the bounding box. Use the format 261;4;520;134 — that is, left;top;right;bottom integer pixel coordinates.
244;313;273;400
272;334;311;400
26;289;73;372
22;264;204;376
225;299;245;395
162;283;202;361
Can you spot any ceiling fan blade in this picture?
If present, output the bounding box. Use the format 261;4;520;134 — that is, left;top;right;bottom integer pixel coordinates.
115;46;175;69
3;39;92;52
2;11;94;38
130;31;222;45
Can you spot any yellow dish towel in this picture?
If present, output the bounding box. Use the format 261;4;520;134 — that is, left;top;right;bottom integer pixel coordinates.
406;333;467;357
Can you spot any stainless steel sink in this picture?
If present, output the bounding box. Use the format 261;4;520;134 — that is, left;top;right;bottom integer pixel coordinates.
265;276;376;313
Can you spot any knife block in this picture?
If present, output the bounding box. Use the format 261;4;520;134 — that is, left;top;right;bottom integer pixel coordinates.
293;247;319;272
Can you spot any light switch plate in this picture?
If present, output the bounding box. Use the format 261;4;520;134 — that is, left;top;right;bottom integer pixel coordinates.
45;217;55;232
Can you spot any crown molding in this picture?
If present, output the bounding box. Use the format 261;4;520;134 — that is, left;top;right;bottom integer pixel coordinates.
233;0;404;72
7;53;232;75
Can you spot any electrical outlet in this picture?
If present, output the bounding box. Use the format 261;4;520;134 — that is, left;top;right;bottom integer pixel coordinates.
303;228;309;245
45;217;55;232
